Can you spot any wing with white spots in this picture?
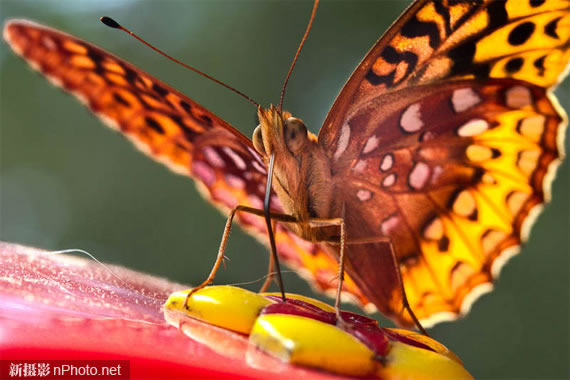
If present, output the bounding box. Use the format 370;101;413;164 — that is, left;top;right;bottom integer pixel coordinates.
3;20;275;227
327;78;565;327
315;0;569;327
320;0;570;146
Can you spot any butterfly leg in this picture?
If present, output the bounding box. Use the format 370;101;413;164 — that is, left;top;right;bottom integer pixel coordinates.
350;237;428;335
382;239;429;336
306;217;347;324
392;249;427;335
309;226;429;335
185;205;296;307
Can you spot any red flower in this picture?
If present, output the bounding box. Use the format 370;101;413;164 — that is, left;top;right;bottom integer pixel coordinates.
0;242;472;379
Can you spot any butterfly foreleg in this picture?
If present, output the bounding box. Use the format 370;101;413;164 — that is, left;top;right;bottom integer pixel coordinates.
307;217;346;324
184;205;296;308
346;237;428;336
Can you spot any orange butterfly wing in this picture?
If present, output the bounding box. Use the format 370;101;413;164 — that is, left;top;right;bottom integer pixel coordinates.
318;0;569;326
321;0;570;137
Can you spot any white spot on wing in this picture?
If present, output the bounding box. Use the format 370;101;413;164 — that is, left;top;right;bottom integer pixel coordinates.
457;119;489;137
192;161;215;186
247;147;259;158
380;154;393;172
381;215;399;235
409;161;431;190
382;173;396;187
451;88;481;112
356;189;372;202
400;103;423;133
362;135;380;154
353;160;367;173
248;146;266;166
225;173;246;190
334;123;351;160
222;147;246;170
203;147;224;168
252;160;266;174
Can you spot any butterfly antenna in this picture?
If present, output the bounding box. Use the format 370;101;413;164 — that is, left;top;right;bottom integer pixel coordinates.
100;16;259;108
279;0;319;111
264;152;287;302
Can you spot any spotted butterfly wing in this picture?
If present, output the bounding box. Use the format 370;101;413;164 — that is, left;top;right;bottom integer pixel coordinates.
3;20;270;229
319;0;569;326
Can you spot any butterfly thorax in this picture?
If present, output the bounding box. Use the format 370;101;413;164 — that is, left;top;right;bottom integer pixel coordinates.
253;106;335;241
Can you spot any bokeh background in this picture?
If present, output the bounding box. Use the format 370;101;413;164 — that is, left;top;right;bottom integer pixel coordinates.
1;1;568;378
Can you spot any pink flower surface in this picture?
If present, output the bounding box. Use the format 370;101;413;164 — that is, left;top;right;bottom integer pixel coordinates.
0;242;341;379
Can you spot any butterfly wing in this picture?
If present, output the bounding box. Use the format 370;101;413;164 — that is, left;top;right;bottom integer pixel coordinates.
321;0;570;139
319;0;569;326
4;19;276;232
3;19;369;303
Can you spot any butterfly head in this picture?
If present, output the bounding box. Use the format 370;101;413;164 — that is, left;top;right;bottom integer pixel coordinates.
253;105;316;158
253;106;334;225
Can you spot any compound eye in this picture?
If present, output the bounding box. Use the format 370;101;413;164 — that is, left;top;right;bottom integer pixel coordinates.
253;124;266;154
283;117;308;154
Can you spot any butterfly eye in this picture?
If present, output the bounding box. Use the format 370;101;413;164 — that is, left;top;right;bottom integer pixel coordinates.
284;117;308;154
253;124;266;155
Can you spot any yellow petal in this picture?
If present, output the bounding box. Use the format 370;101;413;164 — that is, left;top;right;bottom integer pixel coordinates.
381;341;474;380
250;314;376;377
163;286;272;334
389;328;463;364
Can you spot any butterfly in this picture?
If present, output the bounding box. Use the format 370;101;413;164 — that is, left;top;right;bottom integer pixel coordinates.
3;0;569;330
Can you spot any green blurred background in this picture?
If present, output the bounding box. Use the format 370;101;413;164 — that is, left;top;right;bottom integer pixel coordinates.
1;1;568;378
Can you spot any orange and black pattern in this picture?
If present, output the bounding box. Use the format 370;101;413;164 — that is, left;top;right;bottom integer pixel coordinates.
320;0;568;326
